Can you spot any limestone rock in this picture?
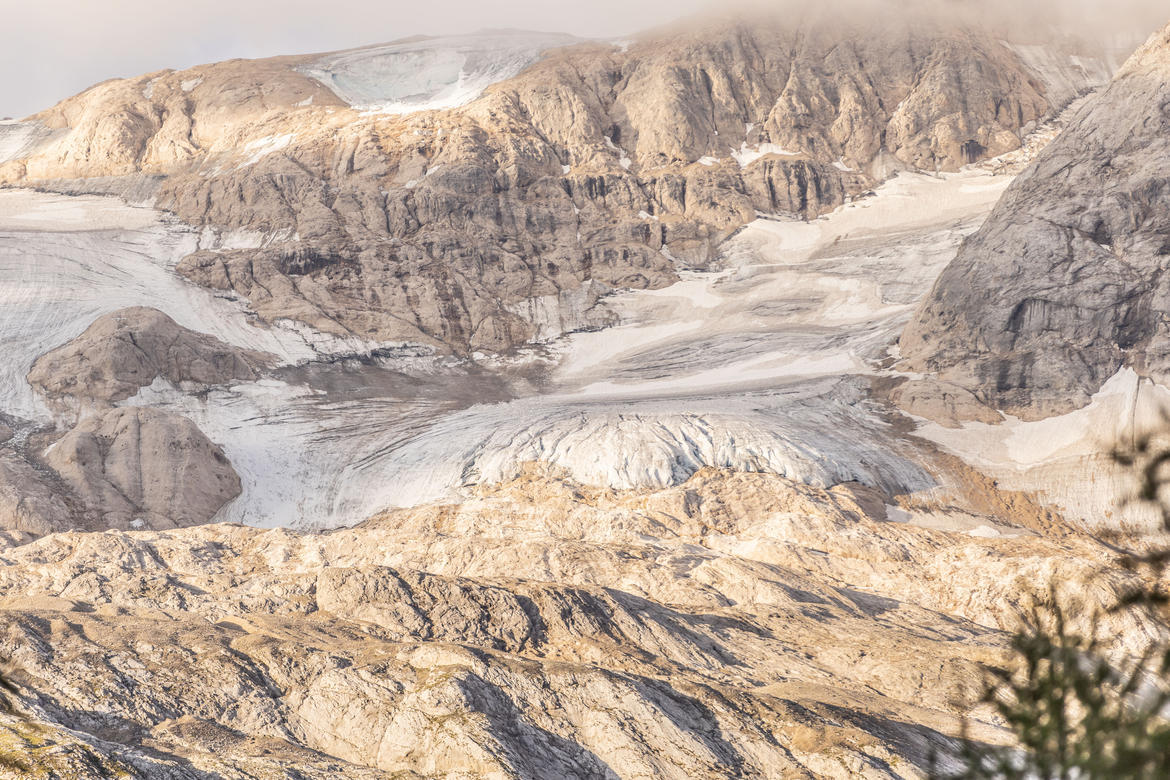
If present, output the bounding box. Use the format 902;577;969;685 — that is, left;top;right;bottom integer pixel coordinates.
0;468;1159;777
0;448;75;535
884;377;1003;428
41;406;240;530
28;306;273;405
899;21;1170;419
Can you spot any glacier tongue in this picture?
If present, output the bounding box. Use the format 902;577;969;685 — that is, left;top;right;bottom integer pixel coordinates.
342;378;935;515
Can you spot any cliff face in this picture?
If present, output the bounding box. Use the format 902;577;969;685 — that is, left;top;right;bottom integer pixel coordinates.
0;12;1086;354
899;22;1170;420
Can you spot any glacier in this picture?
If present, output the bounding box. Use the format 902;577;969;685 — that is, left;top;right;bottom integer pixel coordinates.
297;31;580;113
9;163;1118;532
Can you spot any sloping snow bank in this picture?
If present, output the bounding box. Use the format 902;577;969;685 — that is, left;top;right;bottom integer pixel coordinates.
916;369;1170;530
0;121;56;164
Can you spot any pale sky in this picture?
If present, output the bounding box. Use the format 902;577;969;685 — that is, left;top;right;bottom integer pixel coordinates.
2;0;1166;120
0;0;712;119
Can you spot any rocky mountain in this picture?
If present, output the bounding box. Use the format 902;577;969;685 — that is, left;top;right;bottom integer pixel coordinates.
0;5;1166;779
0;10;1111;355
899;21;1170;420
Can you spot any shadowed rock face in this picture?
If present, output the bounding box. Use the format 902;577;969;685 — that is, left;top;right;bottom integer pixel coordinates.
0;11;1079;354
899;22;1170;420
28;306;273;404
0;450;74;535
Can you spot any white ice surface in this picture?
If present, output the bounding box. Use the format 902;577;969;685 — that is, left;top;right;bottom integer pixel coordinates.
298;31;579;114
0;121;57;164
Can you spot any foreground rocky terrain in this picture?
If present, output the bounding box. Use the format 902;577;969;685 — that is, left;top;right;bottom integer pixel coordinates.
0;3;1168;778
0;467;1163;778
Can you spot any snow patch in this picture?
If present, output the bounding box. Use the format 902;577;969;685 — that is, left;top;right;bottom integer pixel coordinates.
0;121;58;164
240;133;296;167
915;368;1170;530
732;142;799;167
604;134;632;169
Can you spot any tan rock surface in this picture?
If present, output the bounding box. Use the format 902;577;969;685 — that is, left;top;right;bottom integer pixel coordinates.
0;468;1159;777
0;448;75;536
28;306;274;405
882;377;1003;428
41;406;241;531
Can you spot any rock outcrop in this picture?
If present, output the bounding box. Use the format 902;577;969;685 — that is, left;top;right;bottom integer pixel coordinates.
2;309;254;536
899;21;1170;420
0;449;74;536
28;306;273;405
41;406;241;530
0;9;1107;354
0;468;1159;778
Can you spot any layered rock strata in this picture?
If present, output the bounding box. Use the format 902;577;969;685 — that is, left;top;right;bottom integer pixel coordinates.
0;468;1158;778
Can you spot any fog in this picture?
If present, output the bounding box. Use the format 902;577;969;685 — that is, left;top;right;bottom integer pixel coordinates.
1;0;1166;120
